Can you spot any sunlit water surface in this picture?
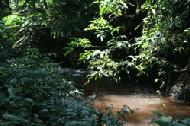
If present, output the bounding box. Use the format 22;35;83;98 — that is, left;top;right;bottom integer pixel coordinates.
94;93;190;126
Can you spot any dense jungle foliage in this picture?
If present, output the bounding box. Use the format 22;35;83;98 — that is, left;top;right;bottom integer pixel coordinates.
0;0;190;126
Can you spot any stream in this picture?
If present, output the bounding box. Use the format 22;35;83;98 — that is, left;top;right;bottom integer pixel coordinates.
94;93;190;126
61;68;190;125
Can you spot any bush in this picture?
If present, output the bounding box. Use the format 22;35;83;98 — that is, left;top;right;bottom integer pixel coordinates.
152;112;190;126
0;34;122;126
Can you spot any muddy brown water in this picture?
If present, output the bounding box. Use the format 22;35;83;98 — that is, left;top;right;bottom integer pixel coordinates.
93;93;190;126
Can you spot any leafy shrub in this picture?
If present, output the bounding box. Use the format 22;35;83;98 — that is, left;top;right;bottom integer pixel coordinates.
76;0;129;83
138;0;190;96
64;38;91;57
0;47;123;126
152;112;190;126
80;50;119;82
85;17;120;42
0;19;122;125
7;0;96;38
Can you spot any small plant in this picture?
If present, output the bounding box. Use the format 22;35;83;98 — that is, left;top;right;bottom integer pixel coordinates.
152;111;190;126
81;50;120;83
64;38;91;57
85;17;120;42
117;105;131;121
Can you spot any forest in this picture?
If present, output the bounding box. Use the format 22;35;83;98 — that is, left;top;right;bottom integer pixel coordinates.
0;0;190;126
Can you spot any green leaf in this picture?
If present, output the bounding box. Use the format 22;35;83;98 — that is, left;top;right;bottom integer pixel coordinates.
180;118;190;125
3;113;26;122
152;116;172;126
